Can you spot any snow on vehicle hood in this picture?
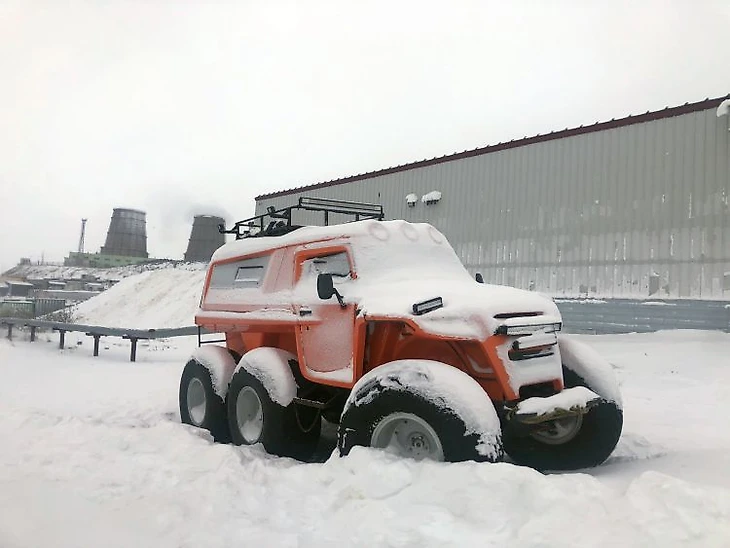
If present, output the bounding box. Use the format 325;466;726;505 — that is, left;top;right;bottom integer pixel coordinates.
352;277;561;339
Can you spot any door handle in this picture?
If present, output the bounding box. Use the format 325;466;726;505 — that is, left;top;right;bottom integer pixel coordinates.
299;307;313;317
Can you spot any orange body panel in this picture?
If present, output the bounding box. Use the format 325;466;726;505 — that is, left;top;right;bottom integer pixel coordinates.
197;231;562;399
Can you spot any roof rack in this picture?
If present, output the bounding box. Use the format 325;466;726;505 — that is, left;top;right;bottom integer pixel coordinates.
219;196;385;240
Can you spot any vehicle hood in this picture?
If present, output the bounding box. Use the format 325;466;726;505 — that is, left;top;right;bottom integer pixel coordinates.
353;278;561;340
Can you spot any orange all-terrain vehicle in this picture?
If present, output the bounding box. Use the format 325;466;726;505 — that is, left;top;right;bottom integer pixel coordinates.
180;197;622;469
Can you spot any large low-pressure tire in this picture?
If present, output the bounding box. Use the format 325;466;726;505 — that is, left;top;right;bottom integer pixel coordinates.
502;366;623;471
226;368;321;461
179;359;231;443
338;361;503;463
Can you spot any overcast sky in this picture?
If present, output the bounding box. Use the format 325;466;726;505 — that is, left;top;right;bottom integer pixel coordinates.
1;0;728;272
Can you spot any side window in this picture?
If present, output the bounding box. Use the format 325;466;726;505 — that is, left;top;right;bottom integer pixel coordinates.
300;251;351;280
234;265;265;285
209;255;270;289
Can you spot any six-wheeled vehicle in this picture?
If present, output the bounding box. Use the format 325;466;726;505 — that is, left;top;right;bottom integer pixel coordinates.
179;197;622;469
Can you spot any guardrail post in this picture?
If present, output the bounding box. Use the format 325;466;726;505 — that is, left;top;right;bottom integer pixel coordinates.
58;330;65;349
129;338;138;362
6;323;12;340
30;326;36;342
85;333;103;357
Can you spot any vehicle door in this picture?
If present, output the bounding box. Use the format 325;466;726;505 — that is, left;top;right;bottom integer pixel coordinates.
293;246;357;384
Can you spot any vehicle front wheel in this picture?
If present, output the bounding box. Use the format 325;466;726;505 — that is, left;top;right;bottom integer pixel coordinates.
226;368;320;461
338;361;503;463
502;367;623;471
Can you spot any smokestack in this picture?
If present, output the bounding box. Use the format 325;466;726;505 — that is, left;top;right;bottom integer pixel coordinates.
184;215;225;262
101;208;148;258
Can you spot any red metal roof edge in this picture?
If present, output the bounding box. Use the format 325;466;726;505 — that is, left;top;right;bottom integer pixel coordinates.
256;94;729;201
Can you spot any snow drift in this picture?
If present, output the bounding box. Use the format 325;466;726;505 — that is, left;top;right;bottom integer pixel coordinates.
74;265;206;328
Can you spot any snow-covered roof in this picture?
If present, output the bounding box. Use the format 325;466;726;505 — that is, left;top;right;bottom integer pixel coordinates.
211;219;447;262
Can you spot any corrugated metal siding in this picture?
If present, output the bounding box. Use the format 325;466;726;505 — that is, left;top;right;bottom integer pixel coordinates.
256;106;730;299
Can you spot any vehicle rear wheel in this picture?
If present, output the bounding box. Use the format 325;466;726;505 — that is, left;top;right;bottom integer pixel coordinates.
226;368;321;461
179;359;230;442
502;366;623;471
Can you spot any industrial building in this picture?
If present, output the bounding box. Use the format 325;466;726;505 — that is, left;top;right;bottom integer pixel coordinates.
184;215;226;263
255;95;730;300
63;208;226;267
65;208;149;268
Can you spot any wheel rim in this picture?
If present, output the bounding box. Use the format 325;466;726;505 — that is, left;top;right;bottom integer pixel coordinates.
371;412;444;461
530;413;583;445
236;386;264;444
186;377;207;426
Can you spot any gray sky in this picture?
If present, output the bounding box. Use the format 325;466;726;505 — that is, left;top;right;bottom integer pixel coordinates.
1;0;728;272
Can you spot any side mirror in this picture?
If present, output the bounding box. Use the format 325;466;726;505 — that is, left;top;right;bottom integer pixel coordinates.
475;273;484;284
317;273;335;300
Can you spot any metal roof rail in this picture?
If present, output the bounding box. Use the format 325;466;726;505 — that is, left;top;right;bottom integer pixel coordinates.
220;196;385;240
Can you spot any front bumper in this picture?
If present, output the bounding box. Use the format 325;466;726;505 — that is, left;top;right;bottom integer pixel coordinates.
501;386;601;432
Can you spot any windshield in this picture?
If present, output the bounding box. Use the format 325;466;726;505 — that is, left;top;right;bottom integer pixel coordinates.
352;238;471;283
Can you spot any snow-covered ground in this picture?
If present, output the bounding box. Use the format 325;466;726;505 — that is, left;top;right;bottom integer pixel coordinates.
1;329;729;547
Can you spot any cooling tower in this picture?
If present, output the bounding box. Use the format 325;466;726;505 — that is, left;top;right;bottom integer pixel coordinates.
100;208;148;258
184;215;225;262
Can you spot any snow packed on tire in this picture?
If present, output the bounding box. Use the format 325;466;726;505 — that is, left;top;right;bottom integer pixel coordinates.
237;347;298;407
190;345;237;399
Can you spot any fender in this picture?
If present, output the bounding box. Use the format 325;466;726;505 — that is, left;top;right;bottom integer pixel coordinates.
190;345;237;399
236;347;298;406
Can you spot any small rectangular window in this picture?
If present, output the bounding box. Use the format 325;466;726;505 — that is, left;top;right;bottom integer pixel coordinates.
234;266;264;286
209;255;270;289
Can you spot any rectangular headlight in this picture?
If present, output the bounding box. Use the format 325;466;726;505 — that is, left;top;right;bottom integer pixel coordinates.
412;297;444;316
496;322;562;336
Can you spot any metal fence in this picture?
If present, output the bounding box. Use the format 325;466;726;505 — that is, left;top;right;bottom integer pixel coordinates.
0;299;69;319
0;300;34;318
0;317;205;362
556;298;730;334
34;298;69;317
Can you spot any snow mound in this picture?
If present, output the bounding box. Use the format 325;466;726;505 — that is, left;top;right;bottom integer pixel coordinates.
610;433;667;463
74;266;206;328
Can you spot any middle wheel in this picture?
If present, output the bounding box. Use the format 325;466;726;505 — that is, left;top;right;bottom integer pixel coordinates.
226;367;321;461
